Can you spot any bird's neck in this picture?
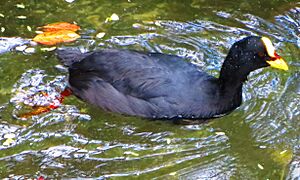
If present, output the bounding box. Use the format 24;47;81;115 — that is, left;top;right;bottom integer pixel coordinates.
217;57;250;108
215;74;244;116
218;56;250;91
218;71;248;91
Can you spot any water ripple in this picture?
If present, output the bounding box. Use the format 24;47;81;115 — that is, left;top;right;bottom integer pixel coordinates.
0;3;299;179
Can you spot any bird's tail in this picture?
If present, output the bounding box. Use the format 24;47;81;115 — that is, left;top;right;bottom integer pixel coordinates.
56;48;91;67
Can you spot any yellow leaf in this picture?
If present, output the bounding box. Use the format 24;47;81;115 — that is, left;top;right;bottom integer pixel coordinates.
40;22;80;32
33;30;80;45
257;163;264;170
3;138;15;146
169;172;177;176
215;132;226;136
16;15;27;19
105;13;120;23
18;106;51;119
41;47;57;52
280;150;287;155
24;47;35;53
15;45;27;51
110;13;119;21
96;32;105;39
35;30;44;34
27;26;32;32
124;151;139;156
16;4;25;9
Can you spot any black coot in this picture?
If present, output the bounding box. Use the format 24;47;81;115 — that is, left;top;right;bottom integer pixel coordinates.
57;36;288;121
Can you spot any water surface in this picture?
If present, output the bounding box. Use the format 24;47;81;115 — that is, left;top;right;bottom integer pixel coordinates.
0;0;299;179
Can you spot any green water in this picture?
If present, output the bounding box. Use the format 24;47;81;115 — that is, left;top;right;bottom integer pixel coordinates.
0;0;299;179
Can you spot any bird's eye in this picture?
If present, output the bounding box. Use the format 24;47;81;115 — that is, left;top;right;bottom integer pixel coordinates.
258;51;264;58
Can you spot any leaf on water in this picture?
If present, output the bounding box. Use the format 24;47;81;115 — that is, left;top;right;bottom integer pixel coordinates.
27;26;32;32
35;30;44;34
65;0;76;3
169;172;177;176
280;150;287;155
96;32;105;39
257;163;264;170
124;151;139;156
15;45;27;51
16;15;27;19
0;13;4;18
24;47;35;53
33;22;80;45
33;30;80;45
270;149;292;167
154;21;162;27
18;106;52;119
105;13;119;23
41;47;56;52
16;4;25;9
110;13;119;21
40;22;80;32
3;138;15;146
132;23;142;29
259;145;267;149
215;131;226;136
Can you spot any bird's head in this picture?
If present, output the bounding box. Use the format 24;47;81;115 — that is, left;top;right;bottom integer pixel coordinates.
220;36;288;83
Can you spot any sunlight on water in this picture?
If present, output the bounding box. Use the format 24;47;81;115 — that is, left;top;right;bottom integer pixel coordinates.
0;1;299;179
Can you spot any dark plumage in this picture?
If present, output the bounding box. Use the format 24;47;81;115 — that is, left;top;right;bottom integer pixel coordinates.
56;36;288;121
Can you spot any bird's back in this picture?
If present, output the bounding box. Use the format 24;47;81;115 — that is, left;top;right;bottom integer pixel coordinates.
58;49;223;119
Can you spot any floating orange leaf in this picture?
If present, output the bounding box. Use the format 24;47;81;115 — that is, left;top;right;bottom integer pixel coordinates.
17;89;72;119
33;30;80;45
18;106;52;119
40;22;80;32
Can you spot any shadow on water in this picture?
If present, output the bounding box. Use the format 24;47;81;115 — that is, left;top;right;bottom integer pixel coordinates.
0;1;299;179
